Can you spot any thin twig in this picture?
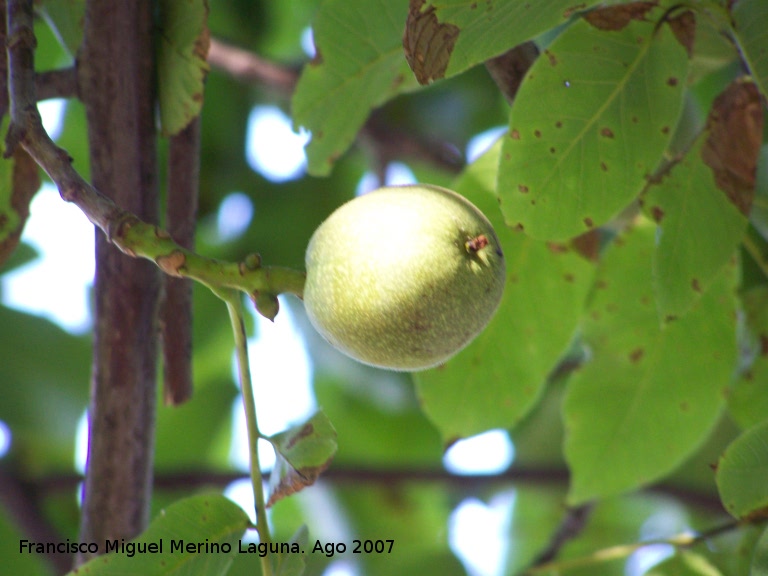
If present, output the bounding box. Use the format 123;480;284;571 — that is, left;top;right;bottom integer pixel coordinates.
222;291;273;576
208;38;299;94
0;468;71;575
528;503;594;568
521;517;759;575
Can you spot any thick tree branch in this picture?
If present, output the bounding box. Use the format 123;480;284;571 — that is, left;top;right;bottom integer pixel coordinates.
75;0;160;564
161;117;201;406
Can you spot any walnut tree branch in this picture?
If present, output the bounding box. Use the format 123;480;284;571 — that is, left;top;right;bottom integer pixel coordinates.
4;13;305;301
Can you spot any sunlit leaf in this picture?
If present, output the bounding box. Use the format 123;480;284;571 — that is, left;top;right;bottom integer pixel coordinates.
157;0;210;136
64;494;249;576
732;0;768;101
267;411;337;506
716;419;768;519
498;14;688;240
565;222;737;504
292;0;417;175
416;141;594;441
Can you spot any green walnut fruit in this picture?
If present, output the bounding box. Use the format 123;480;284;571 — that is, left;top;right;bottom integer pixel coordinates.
303;184;506;371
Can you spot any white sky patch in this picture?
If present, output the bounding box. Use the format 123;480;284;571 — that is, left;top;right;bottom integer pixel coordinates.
301;27;315;58
38;98;67;141
322;560;358;576
74;410;89;475
246;105;309;182
444;429;514;475
466;126;506;164
1;184;95;334
449;491;515;576
355;162;417;196
0;420;11;458
216;192;254;242
229;298;315;473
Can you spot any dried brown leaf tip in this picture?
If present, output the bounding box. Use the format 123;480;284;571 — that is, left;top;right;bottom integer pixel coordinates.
701;80;763;216
584;1;657;31
667;10;695;58
485;42;539;104
403;0;460;84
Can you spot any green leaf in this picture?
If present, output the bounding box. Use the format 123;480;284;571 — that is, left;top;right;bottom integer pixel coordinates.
157;0;210;137
65;494;250;576
564;222;737;504
267;411;338;506
642;135;746;321
292;0;417;176
732;0;768;101
644;551;724;576
716;419;768;519
272;524;308;576
728;286;768;430
416;141;594;441
498;14;688;240
0;306;90;471
405;0;603;83
753;526;768;576
313;372;444;467
36;0;85;57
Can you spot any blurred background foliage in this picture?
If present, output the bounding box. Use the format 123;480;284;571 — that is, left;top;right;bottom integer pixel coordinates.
2;1;768;575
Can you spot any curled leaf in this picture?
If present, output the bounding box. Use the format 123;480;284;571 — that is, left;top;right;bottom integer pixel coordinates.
267;411;337;507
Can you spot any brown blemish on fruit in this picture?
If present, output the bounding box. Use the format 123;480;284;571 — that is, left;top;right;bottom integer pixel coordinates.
519;184;529;193
600;127;615;138
651;206;664;222
583;217;594;228
667;77;678;87
510;129;520;139
534;129;542;138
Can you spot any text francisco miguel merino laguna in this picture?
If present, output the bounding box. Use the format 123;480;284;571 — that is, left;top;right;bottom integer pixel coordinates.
20;538;302;558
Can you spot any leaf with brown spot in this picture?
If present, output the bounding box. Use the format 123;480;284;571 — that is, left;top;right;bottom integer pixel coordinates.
0;147;41;268
583;2;658;31
404;0;460;84
267;411;337;507
701;80;763;216
565;223;737;503
667;10;695;58
642;123;747;319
